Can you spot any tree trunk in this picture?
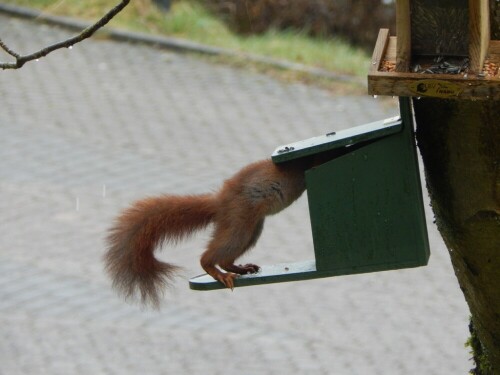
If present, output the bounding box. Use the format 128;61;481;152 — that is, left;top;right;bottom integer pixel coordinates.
413;98;500;372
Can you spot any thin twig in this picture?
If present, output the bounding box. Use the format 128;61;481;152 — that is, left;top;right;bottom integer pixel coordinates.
0;0;130;69
0;38;20;58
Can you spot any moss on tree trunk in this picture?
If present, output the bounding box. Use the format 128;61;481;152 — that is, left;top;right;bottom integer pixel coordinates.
413;99;500;373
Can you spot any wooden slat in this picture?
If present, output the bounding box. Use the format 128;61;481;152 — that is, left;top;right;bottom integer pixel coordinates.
386;36;398;62
469;0;490;72
396;0;411;72
368;70;500;100
370;29;390;73
489;40;500;55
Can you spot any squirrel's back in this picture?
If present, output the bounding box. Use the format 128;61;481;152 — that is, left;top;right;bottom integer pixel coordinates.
218;159;307;216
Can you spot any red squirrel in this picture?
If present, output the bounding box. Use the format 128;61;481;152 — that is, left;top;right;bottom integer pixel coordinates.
104;157;315;307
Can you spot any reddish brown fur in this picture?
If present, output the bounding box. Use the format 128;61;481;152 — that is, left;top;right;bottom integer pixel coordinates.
104;159;309;307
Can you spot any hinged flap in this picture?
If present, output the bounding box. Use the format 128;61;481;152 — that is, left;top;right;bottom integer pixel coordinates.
272;116;402;163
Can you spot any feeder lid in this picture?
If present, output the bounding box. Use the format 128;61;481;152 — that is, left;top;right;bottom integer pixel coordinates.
272;116;402;163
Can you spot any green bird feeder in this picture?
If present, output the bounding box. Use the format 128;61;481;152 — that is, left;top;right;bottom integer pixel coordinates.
190;98;430;290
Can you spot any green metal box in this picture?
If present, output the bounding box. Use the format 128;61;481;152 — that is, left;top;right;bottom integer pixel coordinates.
306;102;430;275
190;98;430;290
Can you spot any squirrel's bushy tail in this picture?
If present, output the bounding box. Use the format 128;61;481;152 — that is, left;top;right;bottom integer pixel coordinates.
104;194;216;308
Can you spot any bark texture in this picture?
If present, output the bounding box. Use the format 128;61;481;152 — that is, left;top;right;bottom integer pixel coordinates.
413;99;500;372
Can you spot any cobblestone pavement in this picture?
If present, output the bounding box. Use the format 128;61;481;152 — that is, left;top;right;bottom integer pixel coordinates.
0;13;470;375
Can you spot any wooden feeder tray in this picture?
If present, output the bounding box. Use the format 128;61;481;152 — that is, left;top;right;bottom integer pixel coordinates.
369;0;500;100
369;29;500;100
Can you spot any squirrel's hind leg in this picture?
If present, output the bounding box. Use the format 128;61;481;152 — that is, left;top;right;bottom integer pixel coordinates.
200;218;264;289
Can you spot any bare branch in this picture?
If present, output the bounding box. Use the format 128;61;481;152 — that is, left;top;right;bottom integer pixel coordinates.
0;38;21;59
0;0;130;69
